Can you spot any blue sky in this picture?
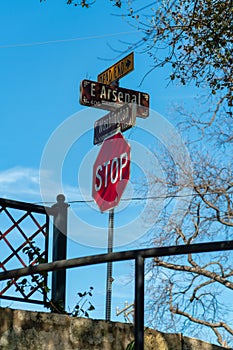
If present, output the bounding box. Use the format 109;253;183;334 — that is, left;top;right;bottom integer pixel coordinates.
0;1;197;323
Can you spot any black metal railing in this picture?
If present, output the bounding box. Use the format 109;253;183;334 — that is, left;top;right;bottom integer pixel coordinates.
0;195;68;310
0;234;233;349
0;197;50;305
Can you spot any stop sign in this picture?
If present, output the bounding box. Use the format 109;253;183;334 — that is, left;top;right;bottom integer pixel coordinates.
92;132;130;212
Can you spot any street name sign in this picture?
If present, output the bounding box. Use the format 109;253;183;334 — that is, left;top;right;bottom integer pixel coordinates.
80;79;149;118
93;104;136;145
92;132;130;212
97;52;134;85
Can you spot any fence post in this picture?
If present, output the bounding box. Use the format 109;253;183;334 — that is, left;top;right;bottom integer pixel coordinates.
135;254;145;350
51;194;68;311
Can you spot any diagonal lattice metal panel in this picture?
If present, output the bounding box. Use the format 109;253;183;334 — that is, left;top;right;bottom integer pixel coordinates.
0;198;50;305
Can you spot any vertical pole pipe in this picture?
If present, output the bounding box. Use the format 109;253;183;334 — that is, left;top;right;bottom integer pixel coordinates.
43;213;50;305
105;208;114;321
135;254;145;350
105;76;118;320
51;194;68;311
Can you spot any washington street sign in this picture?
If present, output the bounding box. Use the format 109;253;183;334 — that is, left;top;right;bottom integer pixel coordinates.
93;103;136;145
80;79;149;118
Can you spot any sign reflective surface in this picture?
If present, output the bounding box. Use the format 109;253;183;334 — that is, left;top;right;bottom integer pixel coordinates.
94;104;136;145
80;79;149;118
97;52;134;85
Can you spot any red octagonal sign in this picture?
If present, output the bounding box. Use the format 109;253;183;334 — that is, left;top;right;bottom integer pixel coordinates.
92;132;130;212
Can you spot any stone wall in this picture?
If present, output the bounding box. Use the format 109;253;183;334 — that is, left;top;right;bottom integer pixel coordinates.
0;308;228;350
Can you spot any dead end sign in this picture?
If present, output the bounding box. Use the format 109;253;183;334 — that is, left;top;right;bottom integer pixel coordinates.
98;52;134;85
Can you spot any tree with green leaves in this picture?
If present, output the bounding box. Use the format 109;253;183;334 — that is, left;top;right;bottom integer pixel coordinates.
129;1;232;96
62;0;232;112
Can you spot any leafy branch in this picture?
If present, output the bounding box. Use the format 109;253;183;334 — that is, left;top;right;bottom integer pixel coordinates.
11;241;95;318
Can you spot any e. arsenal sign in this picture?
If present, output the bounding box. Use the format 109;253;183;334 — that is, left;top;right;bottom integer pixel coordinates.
80;79;149;118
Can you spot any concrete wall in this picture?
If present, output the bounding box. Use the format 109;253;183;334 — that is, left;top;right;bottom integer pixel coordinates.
0;308;228;350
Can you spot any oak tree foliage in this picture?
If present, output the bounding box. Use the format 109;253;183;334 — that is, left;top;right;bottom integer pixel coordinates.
129;1;232;101
60;0;233;109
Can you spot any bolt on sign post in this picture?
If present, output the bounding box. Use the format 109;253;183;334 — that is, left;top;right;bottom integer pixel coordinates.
92;132;130;212
80;79;149;118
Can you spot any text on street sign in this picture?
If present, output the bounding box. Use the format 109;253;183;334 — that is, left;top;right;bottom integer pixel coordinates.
98;52;134;85
80;79;149;118
94;104;136;145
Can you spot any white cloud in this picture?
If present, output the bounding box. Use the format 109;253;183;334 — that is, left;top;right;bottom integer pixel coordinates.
0;166;86;204
0;167;41;201
0;167;38;185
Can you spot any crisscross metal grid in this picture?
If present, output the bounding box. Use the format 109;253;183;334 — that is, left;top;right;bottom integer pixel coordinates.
0;198;50;305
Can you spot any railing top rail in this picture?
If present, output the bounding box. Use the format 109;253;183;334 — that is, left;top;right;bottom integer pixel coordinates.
0;197;52;215
0;239;233;282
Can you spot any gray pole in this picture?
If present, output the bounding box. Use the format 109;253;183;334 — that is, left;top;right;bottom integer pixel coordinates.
51;194;68;311
105;78;119;321
105;208;114;321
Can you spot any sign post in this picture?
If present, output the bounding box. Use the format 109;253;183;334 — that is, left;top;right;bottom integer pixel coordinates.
83;52;149;322
92;132;131;320
105;207;114;321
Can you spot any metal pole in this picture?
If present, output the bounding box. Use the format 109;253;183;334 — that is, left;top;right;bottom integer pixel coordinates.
106;208;114;321
1;240;233;281
105;77;118;321
51;194;68;311
135;254;145;350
